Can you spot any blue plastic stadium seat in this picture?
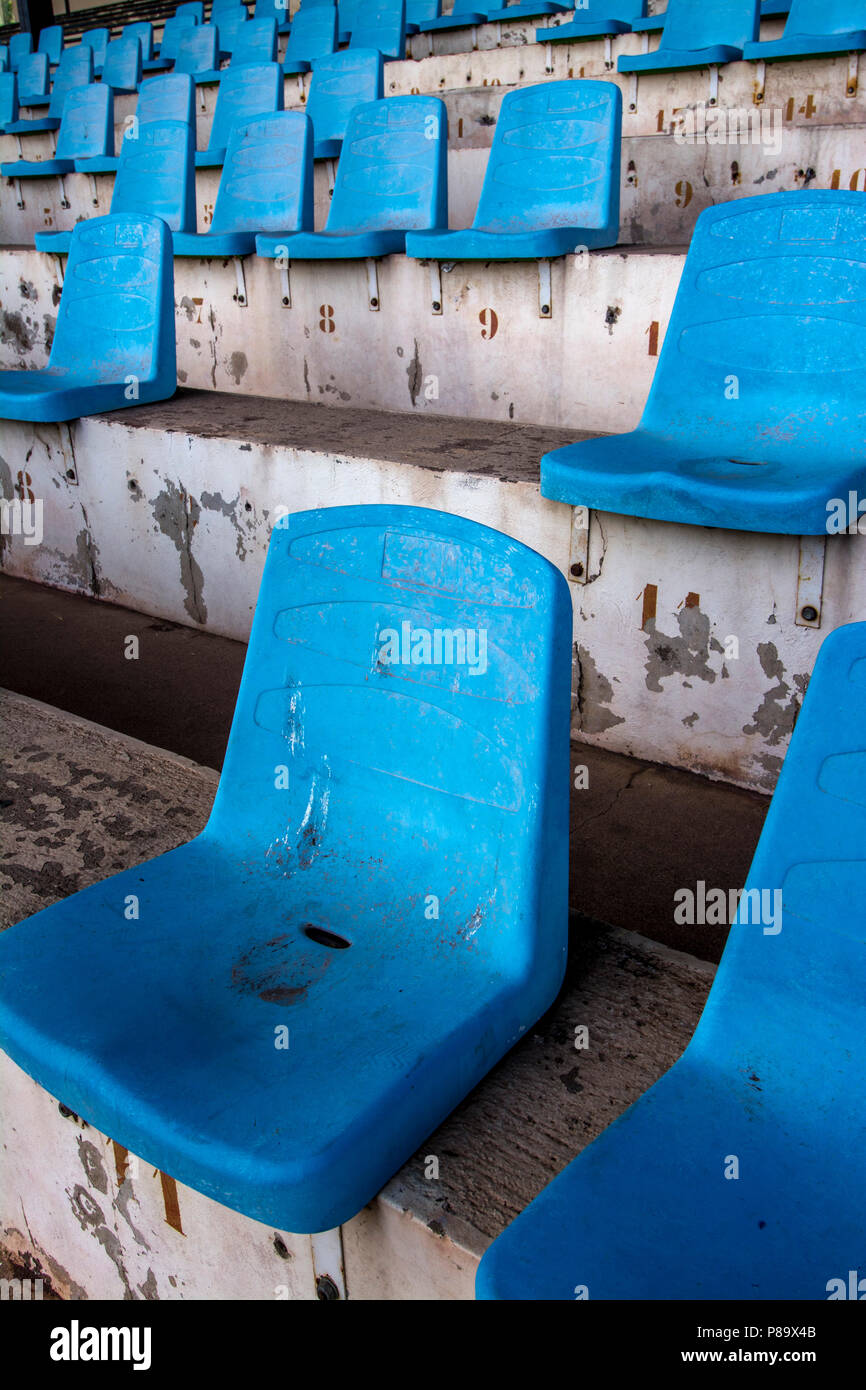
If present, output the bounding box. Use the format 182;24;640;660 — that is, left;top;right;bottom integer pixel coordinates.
81;27;110;74
283;5;338;72
0;503;570;1234
123;22;156;63
175;109;314;255
743;0;866;60
9;33;33;72
407;79;621;260
258;95;447;259
478;618;866;1301
0;72;18;131
176;2;205;22
145;13;197;71
350;1;408;60
255;0;293;35
406;0;442;35
485;1;568;22
9;54;51;114
417;0;487;31
538;1;647;45
0;213;175;422
618;0;760;71
337;0;360;43
36;117;196;254
19;43;93;130
102;36;144;95
196;61;283;166
1;82;113;179
230;16;279;65
37;25;64;67
82;72;195;173
212;0;241;11
305;48;385;158
174;23;223;82
541;190;866;535
215;6;251;54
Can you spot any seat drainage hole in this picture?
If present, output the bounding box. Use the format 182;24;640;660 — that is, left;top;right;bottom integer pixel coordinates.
303;924;351;950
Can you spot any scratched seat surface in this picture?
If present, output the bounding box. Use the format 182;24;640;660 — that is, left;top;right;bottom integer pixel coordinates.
304;48;384;158
1;82;113;179
478;620;866;1300
101;36;143;95
417;0;487;30
257;96;446;259
618;0;759;71
743;0;866;60
0;213;175;422
174;23;222;82
282;5;338;73
541;191;866;534
175;110;314;255
406;79;620;260
349;0;407;60
229;15;279;65
36;117;196;254
538;1;646;44
195;61;283;167
0;505;571;1234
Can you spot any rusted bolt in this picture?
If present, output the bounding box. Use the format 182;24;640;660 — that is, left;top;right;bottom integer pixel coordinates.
541;304;550;316
370;296;378;308
570;562;584;579
316;1274;340;1300
66;468;75;480
282;297;290;306
128;478;138;491
432;300;441;312
800;605;819;623
273;1235;291;1260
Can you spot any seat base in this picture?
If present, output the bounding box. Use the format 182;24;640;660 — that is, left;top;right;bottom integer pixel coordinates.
172;230;258;256
417;13;486;32
4;116;60;133
256;229;408;258
282;59;312;73
194;148;227;168
743;32;866;61
0;157;72;177
405;225;615;259
540;17;633;42
0;369;175;422
618;44;744;72
485;3;567;19
73;155;119;174
313;138;343;159
33;230;72;254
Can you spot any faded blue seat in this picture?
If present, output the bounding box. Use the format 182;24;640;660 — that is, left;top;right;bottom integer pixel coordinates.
406;0;442;35
485;1;568;22
101;36;144;95
9;33;33;72
258;95;446;259
174;23;223;82
255;0;293;34
0;213;175;422
36;117;196;254
417;0;487;31
305;48;384;158
618;0;760;71
230;16;279;65
145;13;197;71
1;82;113;180
350;1;408;59
37;25;64;67
478;618;866;1301
0;72;18;131
538;1;647;44
6;50;93;134
176;2;205;22
283;5;338;72
81;27;110;74
0;47;8;74
337;0;360;43
407;79;621;260
743;0;866;60
83;72;195;173
123;21;156;63
215;6;251;54
8;54;51;116
0;503;571;1234
176;109;314;255
196;61;283;166
541;191;866;535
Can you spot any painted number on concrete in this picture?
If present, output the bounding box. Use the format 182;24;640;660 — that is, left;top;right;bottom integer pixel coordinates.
319;305;336;334
675;180;693;208
831;168;866;191
16;470;34;502
479;308;498;340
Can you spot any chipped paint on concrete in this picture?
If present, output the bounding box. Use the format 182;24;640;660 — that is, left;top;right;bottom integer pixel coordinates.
575;645;625;735
228;350;248;385
743;642;809;748
150;479;207;626
644;606;724;694
407;338;422;407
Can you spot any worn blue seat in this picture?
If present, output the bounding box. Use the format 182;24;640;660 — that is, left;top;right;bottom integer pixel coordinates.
538;1;647;44
743;0;866;60
36;118;196;254
37;25;64;67
20;43;93;127
255;0;293;35
417;0;487;31
215;6;251;54
8;33;33;72
196;62;283;167
406;0;442;35
176;2;205;22
258;95;446;259
145;13;197;72
478;618;866;1301
407;79;621;260
1;82;113;180
81;27;110;74
485;1;568;23
0;213;175;422
350;1;408;59
619;0;760;71
541;191;866;535
176;109;313;255
305;48;384;158
0;503;570;1234
101;36;144;95
123;21;156;63
0;72;18;131
9;54;51;116
174;23;223;82
230;16;279;65
283;5;338;72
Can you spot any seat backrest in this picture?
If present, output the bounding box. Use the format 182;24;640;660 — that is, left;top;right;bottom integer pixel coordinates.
473;80;621;236
37;25;64;66
406;0;441;22
306;49;385;149
350;0;407;58
176;2;205;22
692;621;866;1075
49;213;175;390
641;191;866;458
136;72;195;124
102;37;143;93
659;0;759;50
782;0;863;36
283;5;338;65
325;95;447;234
48;45;94;120
159;14;198;62
9;33;33;72
215;6;250;48
174;23;220;75
80;27;109;68
0;71;18;127
55;81;113;162
206;505;572;942
207;61;283;151
210;109;314;235
112;118;197;233
16;53;49;105
123;22;155;62
231;16;278;65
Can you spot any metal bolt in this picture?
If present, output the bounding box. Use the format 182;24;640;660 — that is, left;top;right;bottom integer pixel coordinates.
570;562;584;579
316;1274;340;1301
541;304;550;316
800;605;819;623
